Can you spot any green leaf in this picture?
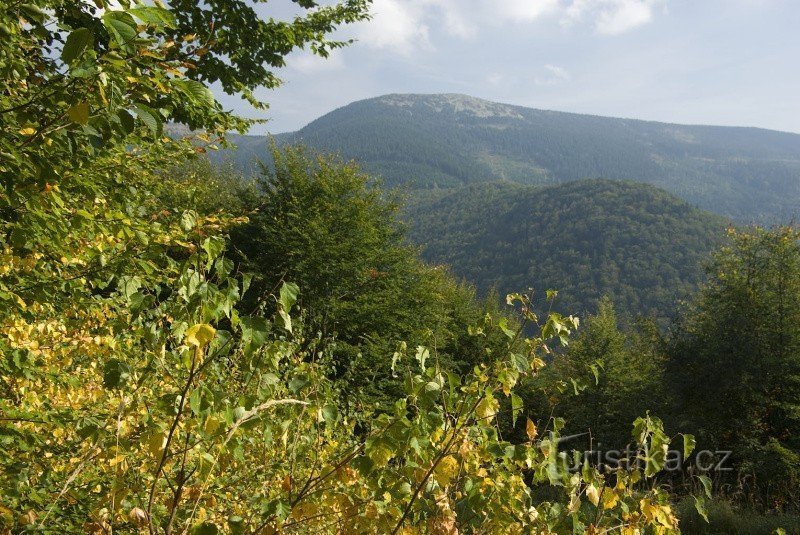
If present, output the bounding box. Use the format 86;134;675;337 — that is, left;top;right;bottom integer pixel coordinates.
180;209;198;231
390;350;402;377
129;6;177;28
189;388;202;416
694;495;709;523
497;317;516;339
103;359;132;389
202;236;226;266
19;4;46;24
133;104;163;138
277;282;299;332
118;275;141;299
511;393;523;426
321;404;338;425
68;102;90;125
397;481;412;496
632;416;648;444
227;516;245;535
117;109;135;134
278;309;292;333
683;434;696;460
232;406;247;422
510;352;528;373
589;363;600;385
697;474;712;498
240;316;269;357
62;28;93;64
190;523;220;535
278;282;299;312
352;455;374;476
288;375;310;394
174;79;217;109
102;11;138;51
415;345;429;370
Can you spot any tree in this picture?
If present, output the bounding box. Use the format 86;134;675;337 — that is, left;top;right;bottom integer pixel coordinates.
666;226;800;508
524;297;667;451
163;0;369;110
0;1;687;532
229;146;512;403
0;0;371;316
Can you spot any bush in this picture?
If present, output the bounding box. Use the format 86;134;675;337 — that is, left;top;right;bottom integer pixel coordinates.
677;496;800;534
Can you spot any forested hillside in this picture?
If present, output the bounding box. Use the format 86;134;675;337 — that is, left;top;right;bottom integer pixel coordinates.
6;1;800;533
221;93;800;223
405;179;730;320
0;2;691;533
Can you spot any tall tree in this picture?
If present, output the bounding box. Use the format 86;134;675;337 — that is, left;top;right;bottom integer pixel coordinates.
230;146;509;402
539;297;666;450
667;227;800;507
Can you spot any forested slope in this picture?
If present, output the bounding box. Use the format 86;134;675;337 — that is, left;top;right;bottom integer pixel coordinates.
220;93;800;223
405;179;730;319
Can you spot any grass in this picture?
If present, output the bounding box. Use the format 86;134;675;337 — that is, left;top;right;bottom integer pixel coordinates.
677;496;800;534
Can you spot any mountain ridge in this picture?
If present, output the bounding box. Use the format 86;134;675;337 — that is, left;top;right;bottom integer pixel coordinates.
217;93;800;223
328;93;800;134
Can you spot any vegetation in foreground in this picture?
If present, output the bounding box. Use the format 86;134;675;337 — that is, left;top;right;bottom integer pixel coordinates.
2;1;799;533
0;1;697;533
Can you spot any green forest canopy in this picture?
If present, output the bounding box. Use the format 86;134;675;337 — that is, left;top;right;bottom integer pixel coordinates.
406;179;730;321
0;1;701;533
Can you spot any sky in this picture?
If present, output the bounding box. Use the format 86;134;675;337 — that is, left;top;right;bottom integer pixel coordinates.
213;0;800;135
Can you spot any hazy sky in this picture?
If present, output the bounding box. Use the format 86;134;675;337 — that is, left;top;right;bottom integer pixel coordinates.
214;0;800;135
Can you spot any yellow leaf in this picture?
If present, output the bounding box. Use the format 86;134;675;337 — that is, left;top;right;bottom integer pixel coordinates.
602;487;620;510
68;102;90;125
18;510;37;526
526;418;537;441
567;494;581;513
148;431;166;457
185;323;216;347
630;469;642;485
369;445;394;468
434;455;459;487
475;396;498;421
586;484;600;506
204;415;221;435
19;127;36;136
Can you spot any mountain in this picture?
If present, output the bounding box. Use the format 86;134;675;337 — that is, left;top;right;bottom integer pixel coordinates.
404;179;730;320
220;93;800;223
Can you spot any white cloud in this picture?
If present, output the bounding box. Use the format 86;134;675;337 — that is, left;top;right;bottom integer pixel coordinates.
499;0;560;22
355;0;665;54
289;50;345;74
535;64;571;85
562;0;664;35
487;72;505;86
356;0;432;55
355;0;562;54
422;0;478;38
595;0;657;34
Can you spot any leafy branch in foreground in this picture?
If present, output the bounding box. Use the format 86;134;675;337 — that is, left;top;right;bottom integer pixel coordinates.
0;1;692;532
